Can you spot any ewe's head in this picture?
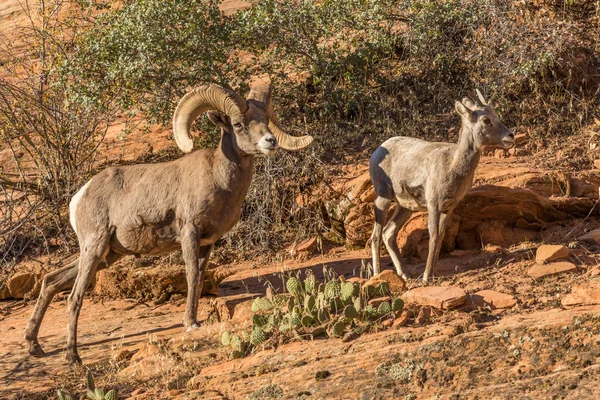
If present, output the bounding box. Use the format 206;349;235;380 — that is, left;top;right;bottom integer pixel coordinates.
455;89;514;149
172;83;313;155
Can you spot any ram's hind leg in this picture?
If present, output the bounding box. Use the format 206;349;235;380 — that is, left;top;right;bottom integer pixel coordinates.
382;206;413;280
24;251;121;357
65;238;112;365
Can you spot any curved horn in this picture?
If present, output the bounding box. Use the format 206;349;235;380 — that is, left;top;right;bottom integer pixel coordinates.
246;82;313;150
475;89;488;106
267;107;314;150
172;84;248;153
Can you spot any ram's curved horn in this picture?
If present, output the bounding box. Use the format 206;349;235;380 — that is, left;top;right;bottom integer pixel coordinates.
173;84;248;153
247;83;314;151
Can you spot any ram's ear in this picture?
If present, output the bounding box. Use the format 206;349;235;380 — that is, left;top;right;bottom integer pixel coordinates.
207;111;230;129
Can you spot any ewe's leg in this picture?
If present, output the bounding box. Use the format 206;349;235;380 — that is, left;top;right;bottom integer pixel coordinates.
371;196;392;275
181;223;205;330
382;207;413;280
423;209;441;282
66;240;110;365
431;211;452;276
25;251;121;357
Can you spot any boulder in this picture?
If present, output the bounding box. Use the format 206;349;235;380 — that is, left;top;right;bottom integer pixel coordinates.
466;290;517;309
527;261;578;279
535;245;570;264
562;282;600;307
344;202;373;248
363;270;407;295
95;265;231;300
401;286;466;310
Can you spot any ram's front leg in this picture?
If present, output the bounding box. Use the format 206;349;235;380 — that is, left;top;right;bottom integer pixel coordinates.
181;223;203;330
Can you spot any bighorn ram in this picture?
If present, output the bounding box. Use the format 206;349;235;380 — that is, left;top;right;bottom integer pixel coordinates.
24;83;313;364
370;90;514;282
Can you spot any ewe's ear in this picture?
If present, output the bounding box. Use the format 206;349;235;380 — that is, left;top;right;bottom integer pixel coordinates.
207;111;230;129
455;101;475;120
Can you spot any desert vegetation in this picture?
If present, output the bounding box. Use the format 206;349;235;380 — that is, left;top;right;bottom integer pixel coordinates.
1;0;600;398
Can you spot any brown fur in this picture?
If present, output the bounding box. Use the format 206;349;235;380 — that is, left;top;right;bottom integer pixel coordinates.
370;94;514;282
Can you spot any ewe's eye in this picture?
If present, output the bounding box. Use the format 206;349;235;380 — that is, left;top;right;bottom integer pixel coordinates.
233;122;243;129
483;118;491;125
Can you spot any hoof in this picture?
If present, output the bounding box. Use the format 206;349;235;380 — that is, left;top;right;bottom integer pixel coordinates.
28;341;46;357
66;352;82;366
185;322;201;332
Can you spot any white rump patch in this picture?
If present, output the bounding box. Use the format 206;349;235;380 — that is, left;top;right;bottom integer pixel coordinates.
69;180;92;235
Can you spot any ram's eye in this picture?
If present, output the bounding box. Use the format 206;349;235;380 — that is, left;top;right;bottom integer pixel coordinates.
483;118;491;125
233;122;243;129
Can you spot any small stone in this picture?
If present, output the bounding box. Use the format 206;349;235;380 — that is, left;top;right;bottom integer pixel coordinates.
527;262;578;279
401;286;466;310
594;159;600;169
7;272;36;299
287;237;318;258
315;370;331;380
535;245;570;264
379;319;393;329
363;270;407;295
392;311;410;328
562;282;600;307
347;277;367;285
467;290;517;309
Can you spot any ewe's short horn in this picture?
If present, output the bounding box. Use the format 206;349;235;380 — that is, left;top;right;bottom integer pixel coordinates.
247;83;313;151
475;89;488;106
173;84;248;153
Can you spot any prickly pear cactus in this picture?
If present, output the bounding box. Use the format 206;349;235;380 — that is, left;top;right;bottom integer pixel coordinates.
230;334;242;351
376;281;390;296
364;304;378;319
331;319;347;337
221;331;231;346
286;277;302;296
252;297;273;312
104;390;117;400
340;281;358;301
378;301;392;316
343;304;358;320
304;273;316;294
392;298;404;312
57;390;73;400
324;280;341;299
250;328;266;347
301;315;316;327
304;294;316;312
363;284;376;298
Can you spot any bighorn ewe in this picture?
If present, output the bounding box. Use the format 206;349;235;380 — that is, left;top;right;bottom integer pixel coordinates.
24;83;313;364
370;90;514;282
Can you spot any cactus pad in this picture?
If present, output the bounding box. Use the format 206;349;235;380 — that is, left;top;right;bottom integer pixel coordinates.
343;304;359;320
221;331;231;346
250;328;266;347
304;273;316;294
376;281;390;296
331;320;347;337
304;295;316;312
392;298;404;312
378;301;392;316
341;281;358;300
230;335;242;351
286;277;302;296
105;391;117;400
252;297;273;312
363;284;376;298
324;280;341;299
